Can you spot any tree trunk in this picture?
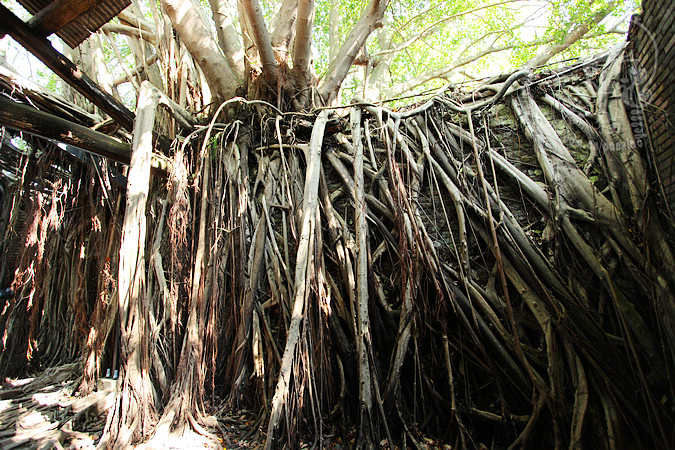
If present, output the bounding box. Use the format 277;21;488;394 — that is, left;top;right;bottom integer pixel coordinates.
161;0;240;101
99;82;159;448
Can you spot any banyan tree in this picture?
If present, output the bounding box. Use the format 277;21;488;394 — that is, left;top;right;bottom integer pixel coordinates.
0;0;673;448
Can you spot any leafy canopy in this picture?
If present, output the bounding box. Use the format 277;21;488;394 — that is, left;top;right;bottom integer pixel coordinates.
0;0;637;107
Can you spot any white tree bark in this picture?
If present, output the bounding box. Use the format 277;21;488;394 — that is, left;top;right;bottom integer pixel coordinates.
101;81;159;448
270;0;298;64
328;0;340;62
90;33;119;101
161;0;240;101
118;3;166;92
364;17;390;101
317;0;389;103
292;0;314;88
236;0;256;74
100;23;157;45
265;110;328;447
119;6;155;34
208;0;245;81
241;0;280;84
352;106;374;437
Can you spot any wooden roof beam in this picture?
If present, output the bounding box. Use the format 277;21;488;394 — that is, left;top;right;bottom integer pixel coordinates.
0;4;188;157
0;3;135;132
0;94;170;174
27;0;109;36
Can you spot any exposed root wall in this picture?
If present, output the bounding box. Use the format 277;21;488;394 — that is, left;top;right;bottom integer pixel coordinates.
0;49;673;448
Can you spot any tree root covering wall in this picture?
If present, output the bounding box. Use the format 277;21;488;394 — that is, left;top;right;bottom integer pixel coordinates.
1;49;673;449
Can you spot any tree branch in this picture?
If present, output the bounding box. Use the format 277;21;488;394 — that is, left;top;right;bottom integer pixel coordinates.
208;0;245;81
265;110;329;447
113;54;159;86
241;0;280;84
270;0;298;63
292;0;314;87
373;0;523;64
236;0;256;74
364;17;391;100
380;29;587;100
317;0;389;103
328;0;340;61
526;1;618;67
100;23;157;45
161;0;240;101
381;45;512;99
118;8;155;34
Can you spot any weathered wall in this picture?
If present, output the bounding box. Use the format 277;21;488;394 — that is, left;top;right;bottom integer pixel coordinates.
629;0;675;217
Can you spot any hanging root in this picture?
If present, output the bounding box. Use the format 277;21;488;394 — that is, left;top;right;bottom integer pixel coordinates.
1;50;672;449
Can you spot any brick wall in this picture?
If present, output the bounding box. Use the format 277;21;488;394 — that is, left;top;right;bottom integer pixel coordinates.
629;0;675;218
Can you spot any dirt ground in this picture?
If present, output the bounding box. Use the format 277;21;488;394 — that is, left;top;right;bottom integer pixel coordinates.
0;364;253;449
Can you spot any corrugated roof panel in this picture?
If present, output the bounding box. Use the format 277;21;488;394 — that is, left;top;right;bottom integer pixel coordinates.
14;0;51;15
15;0;131;48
